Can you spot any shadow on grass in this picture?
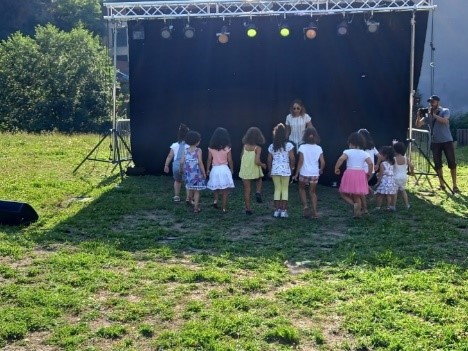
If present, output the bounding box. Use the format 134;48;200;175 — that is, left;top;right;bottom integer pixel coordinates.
30;174;468;269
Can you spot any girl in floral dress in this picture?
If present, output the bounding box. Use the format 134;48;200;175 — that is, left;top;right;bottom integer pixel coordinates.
374;146;397;211
179;131;207;213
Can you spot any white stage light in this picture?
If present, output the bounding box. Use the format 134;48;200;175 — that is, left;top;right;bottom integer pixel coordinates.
337;20;348;36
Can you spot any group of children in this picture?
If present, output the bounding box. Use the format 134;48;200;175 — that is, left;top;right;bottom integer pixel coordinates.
164;124;414;218
335;130;414;218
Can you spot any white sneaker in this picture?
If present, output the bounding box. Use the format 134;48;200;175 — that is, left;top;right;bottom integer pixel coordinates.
280;210;289;218
273;209;281;218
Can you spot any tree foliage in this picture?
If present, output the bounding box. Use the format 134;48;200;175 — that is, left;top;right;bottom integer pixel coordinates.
0;25;113;132
50;0;105;35
0;0;105;40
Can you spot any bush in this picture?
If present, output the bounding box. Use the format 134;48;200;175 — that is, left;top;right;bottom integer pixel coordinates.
0;24;114;133
450;112;468;141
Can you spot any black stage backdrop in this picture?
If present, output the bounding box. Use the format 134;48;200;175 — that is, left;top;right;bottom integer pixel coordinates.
128;12;428;184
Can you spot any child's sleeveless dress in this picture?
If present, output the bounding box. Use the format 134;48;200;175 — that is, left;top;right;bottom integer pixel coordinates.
375;161;397;195
393;156;408;191
184;148;206;190
239;146;263;180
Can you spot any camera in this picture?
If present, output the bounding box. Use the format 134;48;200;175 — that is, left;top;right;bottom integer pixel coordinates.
418;107;429;115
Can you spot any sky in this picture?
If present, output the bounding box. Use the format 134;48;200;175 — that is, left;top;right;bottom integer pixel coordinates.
418;0;468;113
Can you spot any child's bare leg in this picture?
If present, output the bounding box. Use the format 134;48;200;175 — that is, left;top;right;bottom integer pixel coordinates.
361;195;368;213
282;200;288;211
386;194;396;210
243;180;252;211
309;183;318;217
352;195;362;217
193;190;200;211
174;180;182;197
213;190;219;206
274;200;280;210
255;177;262;194
401;190;409;208
340;192;354;206
298;182;308;209
376;194;383;208
221;189;229;211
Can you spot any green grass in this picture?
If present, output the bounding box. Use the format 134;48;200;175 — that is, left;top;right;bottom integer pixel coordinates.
0;132;467;350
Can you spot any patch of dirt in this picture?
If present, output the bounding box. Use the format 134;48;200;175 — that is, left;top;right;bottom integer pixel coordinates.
226;215;275;241
3;331;55;351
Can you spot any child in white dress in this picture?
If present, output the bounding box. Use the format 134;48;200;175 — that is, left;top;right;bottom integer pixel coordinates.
393;142;414;209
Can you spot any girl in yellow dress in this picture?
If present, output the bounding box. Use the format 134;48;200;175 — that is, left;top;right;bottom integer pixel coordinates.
239;127;266;215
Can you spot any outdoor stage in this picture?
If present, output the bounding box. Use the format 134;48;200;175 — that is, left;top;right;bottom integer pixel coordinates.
105;0;434;184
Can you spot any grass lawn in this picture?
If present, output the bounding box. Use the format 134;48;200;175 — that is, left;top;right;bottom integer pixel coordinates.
0;133;467;351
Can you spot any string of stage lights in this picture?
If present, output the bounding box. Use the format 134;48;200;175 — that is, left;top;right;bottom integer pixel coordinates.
105;0;435;43
157;17;378;43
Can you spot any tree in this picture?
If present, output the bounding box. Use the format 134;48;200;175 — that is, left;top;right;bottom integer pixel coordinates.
0;0;51;40
0;0;105;40
50;0;105;35
0;24;114;132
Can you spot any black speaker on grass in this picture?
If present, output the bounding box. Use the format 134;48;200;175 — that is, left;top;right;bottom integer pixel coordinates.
0;200;39;226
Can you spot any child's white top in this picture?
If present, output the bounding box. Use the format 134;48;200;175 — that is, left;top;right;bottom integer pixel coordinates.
344;149;369;170
268;142;294;176
363;147;378;172
393;156;408;180
170;142;189;160
298;144;323;176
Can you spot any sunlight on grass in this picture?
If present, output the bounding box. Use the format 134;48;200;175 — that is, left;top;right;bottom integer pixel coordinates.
0;134;467;350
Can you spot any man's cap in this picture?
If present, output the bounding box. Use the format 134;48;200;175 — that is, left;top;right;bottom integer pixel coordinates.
427;95;440;102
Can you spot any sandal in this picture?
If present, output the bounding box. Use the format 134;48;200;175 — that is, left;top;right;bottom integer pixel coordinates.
173;196;181;202
193;207;201;213
186;199;193;206
453;187;460;193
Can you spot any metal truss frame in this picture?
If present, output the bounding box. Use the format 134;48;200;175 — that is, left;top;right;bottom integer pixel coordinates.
104;0;435;21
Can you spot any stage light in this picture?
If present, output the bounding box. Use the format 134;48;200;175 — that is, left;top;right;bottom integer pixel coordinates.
245;23;257;38
132;22;145;40
279;24;290;38
184;24;195;39
216;26;230;44
366;19;380;33
303;21;318;40
160;25;172;39
337;20;348;36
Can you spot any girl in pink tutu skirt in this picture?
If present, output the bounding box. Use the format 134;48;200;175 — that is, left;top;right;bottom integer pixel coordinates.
334;132;373;218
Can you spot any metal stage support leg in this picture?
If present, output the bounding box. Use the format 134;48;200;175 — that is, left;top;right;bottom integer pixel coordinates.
73;128;132;181
73;18;132;181
408;138;453;194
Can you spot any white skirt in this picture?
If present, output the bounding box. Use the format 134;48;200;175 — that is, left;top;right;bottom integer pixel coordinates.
207;164;235;190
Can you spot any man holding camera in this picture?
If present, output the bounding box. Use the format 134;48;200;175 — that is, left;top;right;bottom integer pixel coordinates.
416;95;459;193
